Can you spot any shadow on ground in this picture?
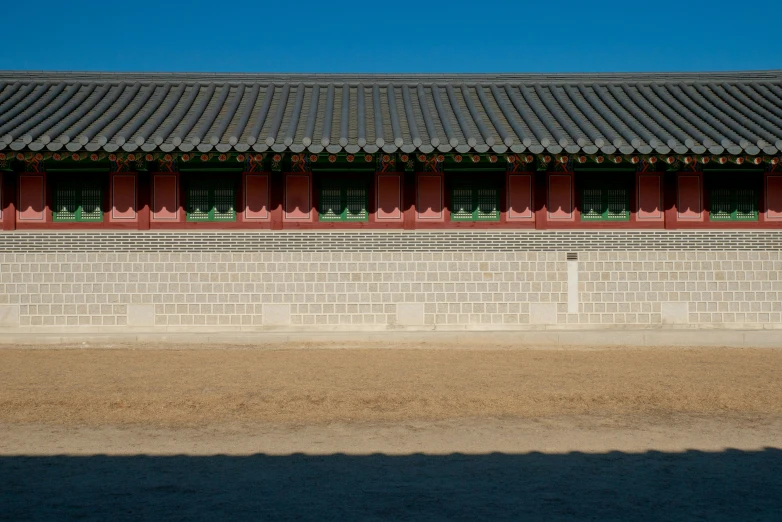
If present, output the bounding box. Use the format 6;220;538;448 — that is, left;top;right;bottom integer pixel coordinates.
2;449;781;521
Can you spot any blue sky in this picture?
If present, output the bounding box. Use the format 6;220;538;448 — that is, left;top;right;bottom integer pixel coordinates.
4;0;781;73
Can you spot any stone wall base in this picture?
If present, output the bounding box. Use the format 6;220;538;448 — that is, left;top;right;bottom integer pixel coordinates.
2;328;781;349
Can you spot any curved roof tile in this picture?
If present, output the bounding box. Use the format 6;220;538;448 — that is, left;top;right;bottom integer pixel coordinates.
0;70;781;156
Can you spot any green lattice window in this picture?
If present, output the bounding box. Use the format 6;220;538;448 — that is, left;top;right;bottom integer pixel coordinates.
450;183;500;221
709;185;758;221
186;177;236;222
53;179;103;222
318;181;368;222
580;180;629;221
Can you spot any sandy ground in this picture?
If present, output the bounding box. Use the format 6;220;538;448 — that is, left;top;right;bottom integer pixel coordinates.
2;344;782;520
3;344;782;426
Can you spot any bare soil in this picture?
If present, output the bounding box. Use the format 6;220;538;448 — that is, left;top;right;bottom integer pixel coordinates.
2;344;782;427
2;344;781;520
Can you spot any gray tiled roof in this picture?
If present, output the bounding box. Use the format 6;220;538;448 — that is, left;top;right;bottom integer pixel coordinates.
1;71;782;156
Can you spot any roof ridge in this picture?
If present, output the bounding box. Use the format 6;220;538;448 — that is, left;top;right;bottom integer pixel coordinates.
1;70;782;84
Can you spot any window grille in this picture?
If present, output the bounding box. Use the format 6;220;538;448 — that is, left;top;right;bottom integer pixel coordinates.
451;187;473;220
475;188;499;221
186;177;236;222
581;188;603;220
580;181;629;221
450;183;499;222
53;179;103;222
709;185;757;221
319;181;368;222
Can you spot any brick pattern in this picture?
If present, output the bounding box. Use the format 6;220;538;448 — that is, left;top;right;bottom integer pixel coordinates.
2;249;782;329
2;230;782;252
0;252;564;328
576;251;782;325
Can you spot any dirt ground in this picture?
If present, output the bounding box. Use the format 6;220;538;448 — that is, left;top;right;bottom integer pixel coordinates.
2;344;782;520
2;344;782;426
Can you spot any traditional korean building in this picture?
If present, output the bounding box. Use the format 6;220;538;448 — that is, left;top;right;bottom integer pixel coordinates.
1;70;782;334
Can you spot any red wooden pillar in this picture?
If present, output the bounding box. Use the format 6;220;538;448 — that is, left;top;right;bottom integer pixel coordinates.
759;171;768;226
533;170;547;229
403;171;416;230
270;171;284;230
137;171;150;230
663;171;678;229
1;172;16;231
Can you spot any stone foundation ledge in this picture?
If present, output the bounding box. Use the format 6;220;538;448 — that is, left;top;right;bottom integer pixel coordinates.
1;327;781;349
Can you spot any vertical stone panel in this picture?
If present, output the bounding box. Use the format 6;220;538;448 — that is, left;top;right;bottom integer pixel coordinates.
567;259;578;314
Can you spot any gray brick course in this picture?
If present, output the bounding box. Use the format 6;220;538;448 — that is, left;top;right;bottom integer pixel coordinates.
3;230;782;252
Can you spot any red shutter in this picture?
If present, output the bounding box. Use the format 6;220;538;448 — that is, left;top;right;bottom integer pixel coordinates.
677;173;703;221
244;173;270;221
151;173;179;221
111;173;137;221
416;173;443;221
765;173;782;221
376;173;402;221
507;173;534;220
636;172;663;221
284;173;311;221
547;173;574;221
18;174;45;221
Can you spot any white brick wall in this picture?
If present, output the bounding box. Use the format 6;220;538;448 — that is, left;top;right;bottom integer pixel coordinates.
1;247;781;331
577;251;782;326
